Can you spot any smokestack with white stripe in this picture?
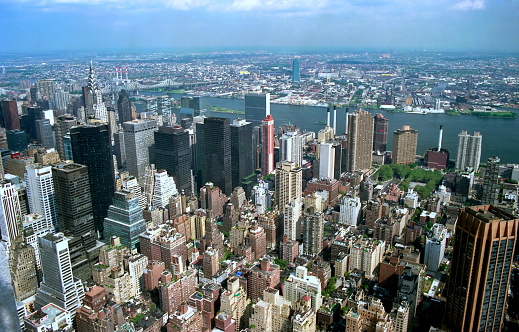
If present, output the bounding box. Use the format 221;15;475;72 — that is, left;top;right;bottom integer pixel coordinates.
333;105;337;134
438;125;443;151
326;107;330;127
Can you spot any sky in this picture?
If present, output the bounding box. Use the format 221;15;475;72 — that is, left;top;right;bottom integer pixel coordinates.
1;0;519;53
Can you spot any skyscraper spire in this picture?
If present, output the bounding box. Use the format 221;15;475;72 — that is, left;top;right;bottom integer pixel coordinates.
83;60;107;123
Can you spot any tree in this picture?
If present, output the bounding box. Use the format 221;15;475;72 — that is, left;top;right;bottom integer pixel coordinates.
377;165;394;181
274;258;288;270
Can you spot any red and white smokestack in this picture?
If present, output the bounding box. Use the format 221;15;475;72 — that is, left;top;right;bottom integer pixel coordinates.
438;124;443;151
327;107;330;127
333;105;337;134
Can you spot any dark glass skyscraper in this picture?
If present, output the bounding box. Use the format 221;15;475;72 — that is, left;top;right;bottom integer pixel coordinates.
0;100;21;130
245;93;270;127
70;124;115;235
117;89;132;124
443;205;517;331
373;113;388;152
292;57;301;82
155;125;193;194
202;117;232;195
230;119;253;189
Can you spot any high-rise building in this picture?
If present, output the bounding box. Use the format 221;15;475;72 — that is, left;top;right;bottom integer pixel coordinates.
154;125;193;194
303;207;323;257
275;161;302;209
481;156;500;205
6;129;28;152
54;115;77;160
260;115;275;175
284;266;322;312
373;113;388;152
392;125;418;165
456;130;482;171
123;119;157;181
318;143;335;179
279;132;304;166
424;223;448;273
339;195;361;226
35;118;56;149
52;90;70;110
1;100;21;130
250;288;292;332
117;89;132;124
292;57;301;82
103;190;146;249
0;181;23;248
202;117;232;195
152;170;179;209
52;163;95;237
113;131;126;169
283;198;303;241
230;118;254;189
82;61;107;122
35;79;56;104
443;205;518;331
70;124;115;234
34;233;85;319
25;164;59;231
346;110;374;172
9;241;38;302
245;93;270;127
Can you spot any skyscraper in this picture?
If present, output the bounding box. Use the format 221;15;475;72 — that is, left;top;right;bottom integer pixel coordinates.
52;163;95;237
202;117;232;195
245;93;270;127
443;205;517;331
303;207;323;257
0;181;23;248
481;156;500;205
25;164;59;230
35;118;56;149
275;161;302;209
230;119;254;190
103;190;146;249
70;124;115;235
152;170;179;209
54;115;77;160
456;130;482;171
82;61;107;122
318;143;335;180
260;115;275;175
117;89;132;124
392;125;418;165
6;129;28;152
292;57;301;83
34;233;85;319
154;125;193;194
0;100;21;130
123;119;158;181
373;113;388;153
279;132;303;166
346;110;374;172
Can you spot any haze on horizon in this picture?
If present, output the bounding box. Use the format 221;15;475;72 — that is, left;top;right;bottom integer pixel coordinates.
1;0;519;54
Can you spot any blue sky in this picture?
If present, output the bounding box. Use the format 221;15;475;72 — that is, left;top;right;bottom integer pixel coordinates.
1;0;518;53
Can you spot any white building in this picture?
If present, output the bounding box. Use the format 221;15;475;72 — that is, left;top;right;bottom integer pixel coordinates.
283;198;302;241
25;165;58;231
284;266;322;312
339;196;361;226
152;170;178;209
122;176;146;210
349;237;386;278
250;288;292;332
22;213;53;270
318;143;335;180
0;181;23;248
280;132;303;166
252;180;270;215
424;223;448;273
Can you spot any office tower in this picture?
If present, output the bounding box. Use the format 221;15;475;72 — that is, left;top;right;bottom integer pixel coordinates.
424;223;448;273
303;207;323;257
392;125;418;165
9;241;38;302
456;130;482;171
339;195;361;226
443;205;518;331
245;93;270;127
230;118;254;189
103;190;146;249
152;170;178;209
154;125;193;194
373;113;388;152
123;119;157;181
107;106;117;141
1;100;21;130
35;118;56;149
346;110;374;172
181;95;209;114
82;61;107;122
425;125;449;170
292;57;301;82
275;161;302;209
122;176;146;210
35;79;56;104
54;115;77;160
70;124;115;234
280;131;303;166
481;156;500;205
117;89;132;124
51;163;95;237
318;143;335;179
24;106;44;141
284;266;322;312
283;198;302;241
113;131;126;169
52;89;70;110
260;115;275;175
0;181;23;249
202;117;232;195
34;233;85;319
25;164;58;230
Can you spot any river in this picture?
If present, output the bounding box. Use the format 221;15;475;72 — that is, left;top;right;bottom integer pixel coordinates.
138;92;519;164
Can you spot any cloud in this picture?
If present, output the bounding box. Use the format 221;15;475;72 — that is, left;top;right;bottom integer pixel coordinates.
451;0;485;11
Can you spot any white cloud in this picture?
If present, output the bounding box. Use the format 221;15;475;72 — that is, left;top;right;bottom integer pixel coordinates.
451;0;485;11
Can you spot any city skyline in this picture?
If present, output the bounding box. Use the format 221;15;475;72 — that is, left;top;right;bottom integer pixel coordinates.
1;1;519;53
